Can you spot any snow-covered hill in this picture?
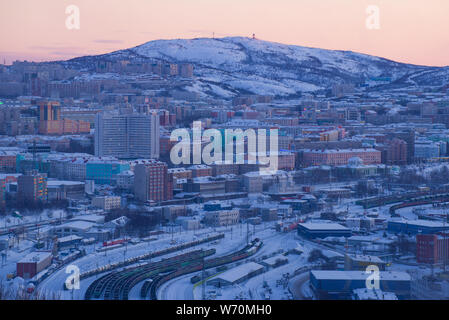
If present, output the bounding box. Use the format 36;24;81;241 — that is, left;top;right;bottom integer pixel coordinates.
66;36;449;98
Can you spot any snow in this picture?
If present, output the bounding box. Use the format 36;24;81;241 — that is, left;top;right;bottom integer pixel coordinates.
298;222;349;231
353;288;398;300
18;251;52;264
109;36;430;98
311;270;411;281
210;262;264;285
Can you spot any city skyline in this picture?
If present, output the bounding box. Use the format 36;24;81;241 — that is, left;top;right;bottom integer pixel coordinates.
1;0;449;66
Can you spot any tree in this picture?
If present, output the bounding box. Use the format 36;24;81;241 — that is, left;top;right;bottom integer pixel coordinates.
308;249;325;263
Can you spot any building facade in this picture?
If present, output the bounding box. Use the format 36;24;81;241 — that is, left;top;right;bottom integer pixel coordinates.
134;161;172;203
95;112;160;159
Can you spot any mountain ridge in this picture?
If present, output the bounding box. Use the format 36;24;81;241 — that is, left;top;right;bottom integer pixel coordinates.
64;36;449;98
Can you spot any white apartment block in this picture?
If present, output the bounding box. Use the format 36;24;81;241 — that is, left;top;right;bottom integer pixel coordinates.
95;112;160;159
92;196;121;211
204;209;240;227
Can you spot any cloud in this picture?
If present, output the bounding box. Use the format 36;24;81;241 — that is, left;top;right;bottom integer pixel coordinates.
28;45;83;52
92;39;124;44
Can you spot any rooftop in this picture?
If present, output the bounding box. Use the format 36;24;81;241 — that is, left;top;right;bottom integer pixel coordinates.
299;222;350;231
211;262;264;283
18;251;52;264
311;270;411;281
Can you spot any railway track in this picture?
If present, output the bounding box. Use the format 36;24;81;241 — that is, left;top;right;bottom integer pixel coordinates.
85;249;213;300
143;239;263;300
85;239;263;300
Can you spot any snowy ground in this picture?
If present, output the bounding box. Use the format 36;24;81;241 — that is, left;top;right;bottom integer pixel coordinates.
1;193;440;300
0;209;68;231
159;223;332;301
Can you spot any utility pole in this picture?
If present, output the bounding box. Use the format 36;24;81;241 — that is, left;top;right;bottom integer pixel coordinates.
201;256;206;300
246;221;249;245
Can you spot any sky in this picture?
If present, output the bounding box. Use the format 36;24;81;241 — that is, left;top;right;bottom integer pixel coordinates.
0;0;448;66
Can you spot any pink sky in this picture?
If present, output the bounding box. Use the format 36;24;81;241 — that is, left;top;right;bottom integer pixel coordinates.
0;0;448;66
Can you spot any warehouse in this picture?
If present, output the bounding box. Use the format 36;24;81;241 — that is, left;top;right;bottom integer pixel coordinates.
344;254;386;271
309;270;411;300
16;251;53;279
387;220;449;235
57;235;83;249
207;262;264;287
52;220;96;238
260;255;288;269
46;180;85;200
51;220;111;241
297;222;351;239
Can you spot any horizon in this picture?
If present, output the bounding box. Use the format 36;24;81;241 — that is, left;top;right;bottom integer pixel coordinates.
1;0;448;67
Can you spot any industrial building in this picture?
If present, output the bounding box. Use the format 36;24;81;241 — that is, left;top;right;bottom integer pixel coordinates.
207;262;264;287
260;255;288;269
297;222;352;239
51;220;111;241
16;251;53;279
344;254;386;271
309;270;411;300
46;180;85;200
57;235;83;249
387;220;449;235
416;233;449;264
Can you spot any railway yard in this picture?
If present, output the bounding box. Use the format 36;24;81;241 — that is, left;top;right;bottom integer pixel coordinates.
2;191;449;300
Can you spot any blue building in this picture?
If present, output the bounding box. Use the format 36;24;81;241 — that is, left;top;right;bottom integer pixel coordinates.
297;222;351;239
86;161;130;184
310;270;411;300
387;220;449;235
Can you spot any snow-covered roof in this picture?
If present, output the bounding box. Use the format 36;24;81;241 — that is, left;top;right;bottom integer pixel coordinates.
261;254;288;267
54;220;96;231
211;262;264;284
303;148;380;154
389;219;449;228
346;253;385;264
311;270;410;281
18;251;52;264
47;180;85;186
353;288;398;300
58;235;83;243
299;222;349;231
71;214;105;224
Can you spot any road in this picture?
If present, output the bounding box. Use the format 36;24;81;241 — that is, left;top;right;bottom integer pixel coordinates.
289;272;310;300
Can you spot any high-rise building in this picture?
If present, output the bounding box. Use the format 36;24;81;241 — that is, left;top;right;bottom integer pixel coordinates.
386;129;415;164
39;101;61;121
134;161;172;203
416;233;449;264
17;170;47;203
38;100;90;135
376;138;408;165
95;112;160;159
